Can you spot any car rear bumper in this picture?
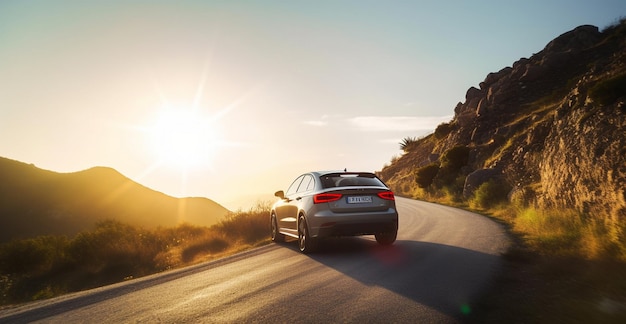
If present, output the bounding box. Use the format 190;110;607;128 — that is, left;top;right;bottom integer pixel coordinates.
308;209;398;238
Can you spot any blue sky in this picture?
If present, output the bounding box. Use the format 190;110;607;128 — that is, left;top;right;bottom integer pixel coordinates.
1;1;624;209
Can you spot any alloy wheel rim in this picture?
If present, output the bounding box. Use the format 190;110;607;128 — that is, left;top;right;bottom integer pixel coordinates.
299;220;306;250
271;216;277;239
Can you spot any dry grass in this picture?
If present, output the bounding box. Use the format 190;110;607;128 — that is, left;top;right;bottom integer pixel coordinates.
488;205;626;261
467;204;626;322
0;202;272;305
417;189;626;322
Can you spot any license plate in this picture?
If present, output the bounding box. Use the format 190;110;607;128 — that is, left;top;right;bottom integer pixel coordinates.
347;196;372;204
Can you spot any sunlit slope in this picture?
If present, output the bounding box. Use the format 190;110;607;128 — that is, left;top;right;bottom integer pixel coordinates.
0;157;229;242
379;22;626;221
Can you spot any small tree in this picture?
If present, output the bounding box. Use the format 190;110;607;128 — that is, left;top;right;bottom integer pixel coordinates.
415;163;439;188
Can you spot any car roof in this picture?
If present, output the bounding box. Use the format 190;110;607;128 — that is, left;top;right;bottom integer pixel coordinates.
310;170;377;177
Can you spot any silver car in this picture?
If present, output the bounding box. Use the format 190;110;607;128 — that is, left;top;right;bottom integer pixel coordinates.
270;171;399;253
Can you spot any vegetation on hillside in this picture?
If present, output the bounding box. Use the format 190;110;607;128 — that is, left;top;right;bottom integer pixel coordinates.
381;18;626;322
589;72;626;107
399;136;420;152
393;137;626;261
399;166;626;322
380;18;626;262
0;202;271;305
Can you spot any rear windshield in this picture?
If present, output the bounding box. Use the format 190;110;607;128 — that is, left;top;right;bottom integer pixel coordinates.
319;173;386;189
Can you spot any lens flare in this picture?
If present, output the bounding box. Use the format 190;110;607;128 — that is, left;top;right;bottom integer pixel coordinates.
149;108;221;170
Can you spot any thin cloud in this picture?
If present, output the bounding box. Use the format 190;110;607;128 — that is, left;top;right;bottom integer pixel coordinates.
303;120;328;127
303;114;330;127
349;115;453;132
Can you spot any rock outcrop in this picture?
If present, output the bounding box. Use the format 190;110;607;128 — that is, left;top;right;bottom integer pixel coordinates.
379;20;626;223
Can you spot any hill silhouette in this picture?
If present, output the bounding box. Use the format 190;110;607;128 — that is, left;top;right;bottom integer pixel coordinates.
0;157;230;242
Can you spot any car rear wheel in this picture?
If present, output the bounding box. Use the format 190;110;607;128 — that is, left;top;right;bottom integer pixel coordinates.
298;215;318;253
271;214;285;242
375;230;397;245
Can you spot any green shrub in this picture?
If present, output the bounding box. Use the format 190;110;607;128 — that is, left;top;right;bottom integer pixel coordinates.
415;163;439;188
441;146;470;171
440;180;465;204
434;122;453;139
471;180;510;209
0;236;69;275
589;73;626;106
429;146;470;192
69;221;157;271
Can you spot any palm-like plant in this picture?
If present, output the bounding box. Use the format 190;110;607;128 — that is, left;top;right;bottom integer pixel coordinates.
399;136;418;152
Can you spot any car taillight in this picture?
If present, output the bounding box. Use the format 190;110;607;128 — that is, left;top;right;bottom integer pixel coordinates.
377;191;395;200
314;193;343;204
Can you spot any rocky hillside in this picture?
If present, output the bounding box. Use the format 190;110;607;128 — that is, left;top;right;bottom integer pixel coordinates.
379;20;626;223
0;157;230;242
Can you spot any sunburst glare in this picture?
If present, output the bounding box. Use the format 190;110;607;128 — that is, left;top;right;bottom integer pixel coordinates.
148;108;221;170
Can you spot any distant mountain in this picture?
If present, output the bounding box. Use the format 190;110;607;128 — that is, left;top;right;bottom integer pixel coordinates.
0;157;230;242
379;21;626;222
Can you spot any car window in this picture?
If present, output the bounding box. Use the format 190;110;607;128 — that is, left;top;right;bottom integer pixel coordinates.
286;175;304;196
319;173;386;188
306;175;316;191
297;175;314;193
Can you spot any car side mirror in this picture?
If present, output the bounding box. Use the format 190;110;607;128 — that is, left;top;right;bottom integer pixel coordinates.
274;190;285;200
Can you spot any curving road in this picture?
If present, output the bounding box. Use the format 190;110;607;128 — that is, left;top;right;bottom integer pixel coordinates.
0;198;509;323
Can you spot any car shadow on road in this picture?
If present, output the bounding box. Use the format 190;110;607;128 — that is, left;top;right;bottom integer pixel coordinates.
301;237;503;321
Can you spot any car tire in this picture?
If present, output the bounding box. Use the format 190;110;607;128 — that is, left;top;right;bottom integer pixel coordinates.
375;230;397;245
298;215;318;253
271;214;285;242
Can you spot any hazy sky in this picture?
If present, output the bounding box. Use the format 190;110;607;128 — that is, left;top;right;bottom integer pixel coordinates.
1;1;624;210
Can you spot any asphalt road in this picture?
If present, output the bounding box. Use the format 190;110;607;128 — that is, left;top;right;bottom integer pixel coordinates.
0;197;510;323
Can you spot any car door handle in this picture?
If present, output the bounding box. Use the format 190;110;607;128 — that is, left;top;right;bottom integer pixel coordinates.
295;197;302;201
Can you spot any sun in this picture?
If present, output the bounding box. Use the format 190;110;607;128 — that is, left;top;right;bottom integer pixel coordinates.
148;108;221;170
